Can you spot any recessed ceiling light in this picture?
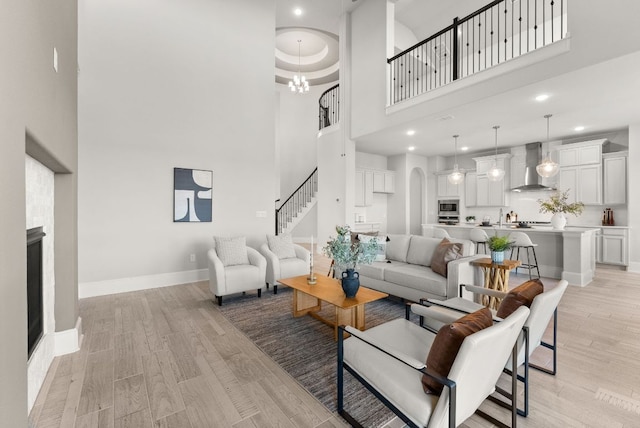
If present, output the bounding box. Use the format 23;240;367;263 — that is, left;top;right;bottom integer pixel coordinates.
460;146;469;151
294;8;302;16
406;130;415;136
535;94;549;102
408;146;415;151
574;126;585;131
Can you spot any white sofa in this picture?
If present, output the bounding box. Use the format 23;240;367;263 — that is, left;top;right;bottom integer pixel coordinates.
357;234;484;302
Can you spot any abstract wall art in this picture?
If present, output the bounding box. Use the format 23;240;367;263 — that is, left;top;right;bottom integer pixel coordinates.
173;168;213;222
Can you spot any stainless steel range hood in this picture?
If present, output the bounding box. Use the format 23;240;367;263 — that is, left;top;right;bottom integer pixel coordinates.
511;142;556;192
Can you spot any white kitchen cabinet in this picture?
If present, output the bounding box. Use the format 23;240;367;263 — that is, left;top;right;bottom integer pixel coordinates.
473;154;510;207
603;152;627;205
465;172;477;207
436;173;461;198
600;228;628;266
355;169;373;206
373;170;395;193
556;139;606;166
558;164;602;205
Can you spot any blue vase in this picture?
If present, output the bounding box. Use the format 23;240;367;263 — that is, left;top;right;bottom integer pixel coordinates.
341;269;360;297
491;251;505;264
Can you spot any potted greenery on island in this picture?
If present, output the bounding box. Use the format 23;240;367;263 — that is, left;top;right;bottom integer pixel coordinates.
538;189;585;230
322;225;380;297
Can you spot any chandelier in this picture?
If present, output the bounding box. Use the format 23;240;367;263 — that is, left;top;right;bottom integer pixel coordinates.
448;134;464;185
487;125;505;182
536;114;559;178
289;40;309;94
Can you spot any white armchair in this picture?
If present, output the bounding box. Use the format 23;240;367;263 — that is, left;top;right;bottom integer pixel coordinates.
338;304;529;427
208;236;266;306
259;235;310;294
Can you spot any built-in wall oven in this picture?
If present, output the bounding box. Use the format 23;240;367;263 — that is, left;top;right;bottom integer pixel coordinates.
438;199;459;224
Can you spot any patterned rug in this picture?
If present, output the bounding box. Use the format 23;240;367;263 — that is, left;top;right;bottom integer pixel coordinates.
218;285;414;427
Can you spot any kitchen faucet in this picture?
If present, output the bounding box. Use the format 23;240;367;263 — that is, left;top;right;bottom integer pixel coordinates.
498;208;503;227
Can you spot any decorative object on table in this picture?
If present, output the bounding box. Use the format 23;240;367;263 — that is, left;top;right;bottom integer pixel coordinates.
174;167;212;222
308;235;317;284
536;114;560;178
487;125;505;181
537;189;584;230
488;234;512;264
322;225;380;297
447;134;465;185
481;215;491;226
465;215;476;223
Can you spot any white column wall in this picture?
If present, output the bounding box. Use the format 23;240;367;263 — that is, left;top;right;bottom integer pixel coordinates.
627;123;640;273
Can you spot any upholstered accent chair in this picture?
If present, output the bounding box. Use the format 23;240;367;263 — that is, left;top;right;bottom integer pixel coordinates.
208;236;266;306
338;304;529;428
420;279;569;416
259;234;310;294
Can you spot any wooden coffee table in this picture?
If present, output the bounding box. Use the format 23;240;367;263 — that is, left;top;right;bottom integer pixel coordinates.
278;275;388;341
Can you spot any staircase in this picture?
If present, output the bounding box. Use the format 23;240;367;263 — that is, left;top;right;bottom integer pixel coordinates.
276;168;318;235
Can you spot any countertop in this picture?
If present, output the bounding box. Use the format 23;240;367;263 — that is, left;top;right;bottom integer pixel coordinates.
426;223;601;233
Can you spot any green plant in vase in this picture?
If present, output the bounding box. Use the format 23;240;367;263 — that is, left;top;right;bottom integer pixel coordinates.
322;225;380;297
487;235;512;264
537;189;584;230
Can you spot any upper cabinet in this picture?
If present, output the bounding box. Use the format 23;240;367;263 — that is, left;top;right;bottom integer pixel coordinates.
465;172;477;207
436;173;461;198
603;151;627;205
473;153;511;207
355;168;395;207
556;139;607;205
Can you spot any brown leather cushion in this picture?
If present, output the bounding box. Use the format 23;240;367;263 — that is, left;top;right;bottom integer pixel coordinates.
422;307;493;395
430;238;463;277
496;279;544;319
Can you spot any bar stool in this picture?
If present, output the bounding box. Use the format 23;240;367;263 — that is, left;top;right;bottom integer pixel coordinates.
469;228;489;254
509;232;541;279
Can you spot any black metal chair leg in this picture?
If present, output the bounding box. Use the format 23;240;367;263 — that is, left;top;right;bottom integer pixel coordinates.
216;296;222;306
258;288;262;298
274;284;278;294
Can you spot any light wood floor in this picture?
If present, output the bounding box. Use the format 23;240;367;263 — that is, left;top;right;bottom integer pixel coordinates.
29;247;640;427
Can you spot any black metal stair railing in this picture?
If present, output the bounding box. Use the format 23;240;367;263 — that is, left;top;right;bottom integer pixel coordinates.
275;168;318;235
388;0;567;105
319;84;339;130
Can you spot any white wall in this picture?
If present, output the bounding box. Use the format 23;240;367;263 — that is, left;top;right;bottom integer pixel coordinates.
628;122;640;273
386;153;429;234
78;0;277;293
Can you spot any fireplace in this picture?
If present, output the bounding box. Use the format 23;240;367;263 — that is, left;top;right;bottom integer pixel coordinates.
27;227;46;359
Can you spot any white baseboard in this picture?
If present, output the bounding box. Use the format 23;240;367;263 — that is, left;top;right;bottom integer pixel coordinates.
55;316;82;356
79;269;209;299
627;261;640;273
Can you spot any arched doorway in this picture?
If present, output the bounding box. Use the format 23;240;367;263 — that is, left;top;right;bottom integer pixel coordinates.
409;167;425;235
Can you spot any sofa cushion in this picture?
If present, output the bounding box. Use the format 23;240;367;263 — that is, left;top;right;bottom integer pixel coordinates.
358;234;386;261
386;234;412;262
267;234;297;260
215;236;250;267
406;236;442;267
357;261;387;281
496;279;544;318
430;238;464;277
384;263;448;297
422;307;493;395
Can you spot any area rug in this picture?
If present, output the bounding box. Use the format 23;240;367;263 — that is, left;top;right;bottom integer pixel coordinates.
218;286;414;427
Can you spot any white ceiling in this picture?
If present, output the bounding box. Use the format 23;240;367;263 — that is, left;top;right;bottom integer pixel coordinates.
276;0;640;157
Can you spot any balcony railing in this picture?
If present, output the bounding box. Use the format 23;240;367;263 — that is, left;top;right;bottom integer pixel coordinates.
319;84;339;130
388;0;567;105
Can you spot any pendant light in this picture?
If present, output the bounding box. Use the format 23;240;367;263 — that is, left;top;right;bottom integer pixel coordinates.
447;134;464;185
288;40;309;94
536;114;559;178
487;125;505;181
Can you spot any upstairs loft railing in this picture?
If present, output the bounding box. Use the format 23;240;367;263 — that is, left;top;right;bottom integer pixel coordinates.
319;84;339;130
388;0;567;105
276;168;318;235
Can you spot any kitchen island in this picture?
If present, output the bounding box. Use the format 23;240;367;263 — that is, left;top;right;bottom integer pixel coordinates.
422;223;599;286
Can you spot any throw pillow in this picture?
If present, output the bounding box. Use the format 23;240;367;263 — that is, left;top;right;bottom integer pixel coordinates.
422;307;493;395
350;231;377;245
385;234;411;262
267;234;297;259
430;238;464;277
215;236;250;267
496;278;544;318
358;234;386;261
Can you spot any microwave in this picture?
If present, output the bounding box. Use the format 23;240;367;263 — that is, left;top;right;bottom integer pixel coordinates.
438;199;459;216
